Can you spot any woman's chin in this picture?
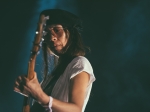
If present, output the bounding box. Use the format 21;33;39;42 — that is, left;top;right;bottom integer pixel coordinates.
50;46;66;56
53;49;63;56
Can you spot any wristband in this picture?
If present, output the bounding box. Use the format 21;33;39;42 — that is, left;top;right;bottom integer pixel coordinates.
41;96;53;112
49;96;53;112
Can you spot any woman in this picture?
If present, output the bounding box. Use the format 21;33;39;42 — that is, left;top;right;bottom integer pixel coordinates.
14;9;95;112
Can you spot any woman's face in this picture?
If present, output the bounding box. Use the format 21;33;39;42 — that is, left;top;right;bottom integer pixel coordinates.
45;24;69;55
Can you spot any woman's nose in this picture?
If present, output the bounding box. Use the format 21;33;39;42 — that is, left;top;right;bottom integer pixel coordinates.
49;29;57;41
50;35;57;41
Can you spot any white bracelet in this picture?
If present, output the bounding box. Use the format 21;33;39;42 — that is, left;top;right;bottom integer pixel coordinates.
49;96;53;112
39;96;53;112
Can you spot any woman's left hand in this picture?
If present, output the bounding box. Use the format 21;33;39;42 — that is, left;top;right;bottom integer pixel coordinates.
14;72;44;101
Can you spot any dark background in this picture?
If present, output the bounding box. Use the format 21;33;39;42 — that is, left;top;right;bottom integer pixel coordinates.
0;0;150;112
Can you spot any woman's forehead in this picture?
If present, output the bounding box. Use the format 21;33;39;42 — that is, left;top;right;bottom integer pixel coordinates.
47;24;63;28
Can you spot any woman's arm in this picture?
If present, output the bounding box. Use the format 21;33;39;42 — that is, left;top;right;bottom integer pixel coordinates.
51;71;90;112
14;71;90;112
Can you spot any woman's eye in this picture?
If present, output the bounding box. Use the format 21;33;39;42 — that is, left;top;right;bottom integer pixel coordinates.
53;28;60;33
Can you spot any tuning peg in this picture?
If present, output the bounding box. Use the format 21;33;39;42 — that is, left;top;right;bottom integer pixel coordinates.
36;31;39;34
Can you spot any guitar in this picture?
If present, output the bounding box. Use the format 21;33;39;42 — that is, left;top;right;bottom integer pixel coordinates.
22;14;49;112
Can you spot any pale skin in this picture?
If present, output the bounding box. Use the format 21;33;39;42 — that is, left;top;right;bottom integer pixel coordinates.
14;24;90;112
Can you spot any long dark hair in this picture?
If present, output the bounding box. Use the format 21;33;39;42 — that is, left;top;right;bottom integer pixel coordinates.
42;27;89;78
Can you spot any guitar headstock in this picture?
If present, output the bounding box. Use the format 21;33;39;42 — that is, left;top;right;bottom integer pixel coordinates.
30;15;49;56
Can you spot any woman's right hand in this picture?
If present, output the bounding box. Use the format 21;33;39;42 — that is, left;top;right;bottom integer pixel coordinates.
14;75;30;97
13;72;49;105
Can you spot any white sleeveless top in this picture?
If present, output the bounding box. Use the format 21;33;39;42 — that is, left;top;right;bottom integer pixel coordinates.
50;56;95;112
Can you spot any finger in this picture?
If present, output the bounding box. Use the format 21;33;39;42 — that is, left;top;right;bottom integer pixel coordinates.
14;86;21;93
20;75;28;85
23;85;31;96
14;77;23;89
24;76;29;82
14;77;21;86
14;82;30;96
16;75;25;86
33;71;37;77
14;76;22;85
25;72;37;82
23;85;31;92
27;71;37;80
14;80;19;86
14;81;20;89
30;72;38;81
14;75;27;91
14;89;29;97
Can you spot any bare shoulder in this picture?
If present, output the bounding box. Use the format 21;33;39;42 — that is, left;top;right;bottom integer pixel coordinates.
71;71;90;83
